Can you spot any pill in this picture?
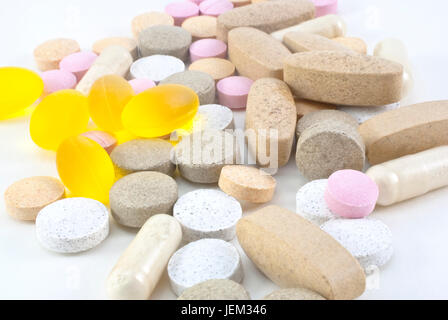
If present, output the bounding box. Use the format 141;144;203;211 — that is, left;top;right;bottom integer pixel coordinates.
138;25;192;61
131;55;185;83
165;1;200;26
333;37;367;54
160;70;216;105
110;138;175;176
173;189;242;242
217;0;315;42
30;90;90;150
174;129;238;183
296;109;358;137
271;14;346;41
189;39;228;62
196;104;234;131
131;12;175;38
228;27;291;80
321;219;393;270
110;172;178;228
338;103;401;124
237;205;365;300
4;176;65;221
231;0;251;7
167;238;244;296
182;16;218;41
199;0;234;17
295;98;336;119
189;0;205;3
92;37;138;61
33;38;80;71
296;179;336;226
76;46;133;95
284;51;403;106
122;84;199;138
284;31;351;53
59;51;98;81
359;100;448;165
0;67;43;118
217;76;253;109
88;75;134;132
36;198;109;253
128;78;156;94
80;131;118;155
313;0;338;17
41;70;77;95
107;214;182;300
246;78;296;167
189;58;235;81
264;288;325;300
178;279;250;300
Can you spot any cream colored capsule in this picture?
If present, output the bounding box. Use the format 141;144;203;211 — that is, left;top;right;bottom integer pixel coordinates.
366;146;448;206
106;214;182;300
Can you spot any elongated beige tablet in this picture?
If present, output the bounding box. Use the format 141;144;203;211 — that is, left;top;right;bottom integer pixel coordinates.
333;37;367;54
246;78;297;167
106;214;182;300
217;0;315;42
284;31;351;53
359;100;448;165
284;51;403;106
236;205;366;300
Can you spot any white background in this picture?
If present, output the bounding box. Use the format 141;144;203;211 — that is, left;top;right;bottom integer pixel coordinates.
1;0;448;300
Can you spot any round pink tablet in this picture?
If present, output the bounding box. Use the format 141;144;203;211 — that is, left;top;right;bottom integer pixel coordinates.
59;51;98;81
199;0;234;17
313;0;338;17
217;76;254;109
165;1;200;26
129;78;156;94
40;70;77;95
325;169;379;219
190;39;227;62
80;131;118;154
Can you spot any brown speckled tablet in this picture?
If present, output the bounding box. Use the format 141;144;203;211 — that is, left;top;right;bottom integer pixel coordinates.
295;98;336;119
178;279;250;300
182;16;217;40
189;58;235;81
284;31;351;53
296;109;358;137
333;37;367;54
34;38;80;71
93;37;138;60
131;12;175;38
264;288;326;300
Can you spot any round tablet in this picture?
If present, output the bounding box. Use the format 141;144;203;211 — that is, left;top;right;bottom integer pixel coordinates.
92;37;138;60
174;189;242;242
40;70;77;95
131;12;175;38
219;165;276;203
110;172;178;228
296;179;336;226
189;58;235;81
313;0;338;17
165;1;200;26
190;39;227;62
80;131;117;155
338;103;401;124
321;219;393;270
181;16;217;40
217;76;253;109
178;279;250;300
167;238;244;296
128;78;156;94
36;198;109;253
4;176;65;221
196;104;234;131
130;55;185;82
325;170;379;219
199;0;234;17
34;38;80;71
59;51;98;81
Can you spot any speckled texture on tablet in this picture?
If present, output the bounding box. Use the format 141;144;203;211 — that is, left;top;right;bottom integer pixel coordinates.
296;109;358;137
189;58;235;81
34;38;81;71
284;31;351;53
196;104;235;131
295;98;336;119
264;288;326;300
130;55;185;82
178;279;250;300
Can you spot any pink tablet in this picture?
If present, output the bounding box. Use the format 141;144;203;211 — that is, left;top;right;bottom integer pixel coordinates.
190;39;227;62
325;169;379;219
59;51;98;81
80;131;118;154
129;78;156;94
217;76;253;109
199;0;234;17
188;0;205;4
165;1;200;26
40;70;77;95
312;0;338;17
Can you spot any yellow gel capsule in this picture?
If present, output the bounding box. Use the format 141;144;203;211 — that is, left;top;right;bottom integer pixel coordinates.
88;75;134;132
122;84;199;138
30;89;90;150
56;136;115;204
0;67;44;118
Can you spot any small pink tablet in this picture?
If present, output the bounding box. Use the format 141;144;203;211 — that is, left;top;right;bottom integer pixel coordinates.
165;1;200;26
217;76;253;109
190;39;227;62
40;70;77;95
129;78;156;94
325;169;379;219
188;0;205;4
80;131;118;154
59;51;98;81
312;0;338;17
199;0;234;17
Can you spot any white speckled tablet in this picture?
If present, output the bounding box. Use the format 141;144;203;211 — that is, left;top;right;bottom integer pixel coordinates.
167;238;244;296
36;198;109;253
174;189;242;242
196;104;234;131
130;55;185;82
321;219;393;270
338;103;401;124
296;179;336;226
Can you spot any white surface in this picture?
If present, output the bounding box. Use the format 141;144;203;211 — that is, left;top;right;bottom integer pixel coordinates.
1;0;448;300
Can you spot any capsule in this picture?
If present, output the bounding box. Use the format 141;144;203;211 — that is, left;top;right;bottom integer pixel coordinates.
366;146;448;206
106;214;182;300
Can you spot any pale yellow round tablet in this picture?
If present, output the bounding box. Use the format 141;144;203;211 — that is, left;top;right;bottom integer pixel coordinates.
4;176;66;221
333;37;368;54
92;37;138;60
189;58;235;81
34;38;80;71
131;12;175;38
182;16;217;40
218;165;276;203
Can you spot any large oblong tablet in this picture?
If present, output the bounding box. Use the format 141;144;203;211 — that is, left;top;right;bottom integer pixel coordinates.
284;51;403;106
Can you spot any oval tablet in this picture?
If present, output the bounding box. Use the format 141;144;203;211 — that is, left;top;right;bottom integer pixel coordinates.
182;16;217;40
131;12;175;38
178;279;250;300
33;38;80;71
264;288;325;300
59;51;98;81
189;58;235;81
189;39;227;62
284;31;350;53
165;1;200;26
41;69;77;95
217;76;253;109
196;104;234;131
338;103;401;124
130;55;186;83
333;37;367;54
128;78;156;94
199;0;234;17
92;37;138;60
80;131;117;155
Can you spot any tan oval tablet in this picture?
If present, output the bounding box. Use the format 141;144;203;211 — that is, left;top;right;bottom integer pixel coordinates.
34;38;80;71
333;37;367;54
264;288;326;300
359;100;448;165
189;58;235;81
93;37;138;60
219;165;276;203
295;98;336;119
284;51;403;106
236;205;366;300
182;16;217;40
232;0;251;7
131;12;175;38
284;31;351;53
4;176;65;221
